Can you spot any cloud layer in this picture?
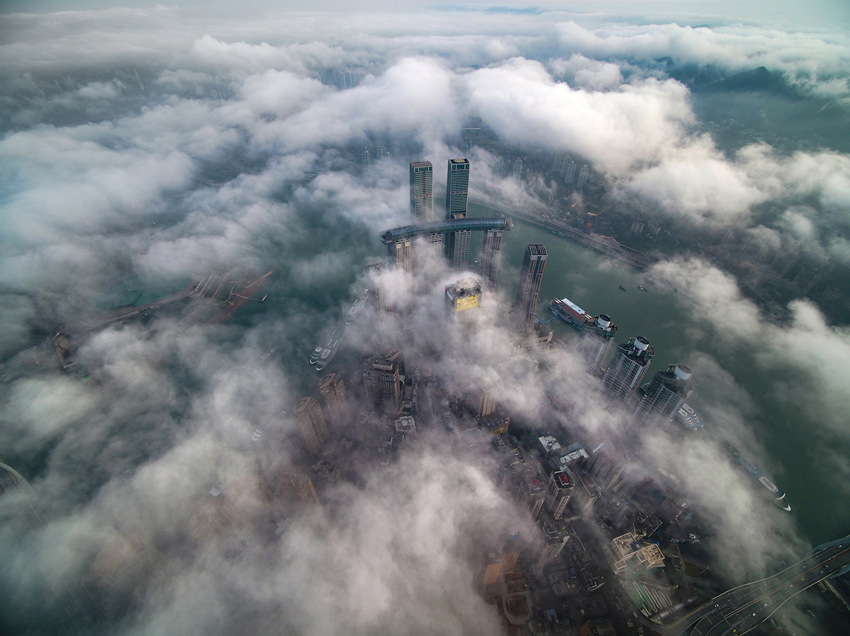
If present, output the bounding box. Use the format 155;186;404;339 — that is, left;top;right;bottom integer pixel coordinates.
1;3;848;634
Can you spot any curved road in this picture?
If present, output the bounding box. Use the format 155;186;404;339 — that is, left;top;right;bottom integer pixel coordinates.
658;539;850;635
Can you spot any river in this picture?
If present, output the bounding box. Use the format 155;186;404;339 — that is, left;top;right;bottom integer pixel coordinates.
470;202;850;550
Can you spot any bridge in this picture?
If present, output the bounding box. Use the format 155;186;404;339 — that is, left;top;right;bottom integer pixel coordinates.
661;535;850;635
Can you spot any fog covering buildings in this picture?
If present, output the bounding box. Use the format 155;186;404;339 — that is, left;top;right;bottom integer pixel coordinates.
1;2;849;635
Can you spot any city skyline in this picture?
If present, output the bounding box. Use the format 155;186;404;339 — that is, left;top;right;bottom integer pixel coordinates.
1;2;849;634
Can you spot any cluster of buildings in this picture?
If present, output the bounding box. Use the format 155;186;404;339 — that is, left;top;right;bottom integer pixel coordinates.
283;156;711;633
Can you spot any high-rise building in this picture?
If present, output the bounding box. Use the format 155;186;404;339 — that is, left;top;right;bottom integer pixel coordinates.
478;387;497;417
415;232;444;271
318;373;346;427
445;277;481;313
445;229;471;268
266;473;319;505
387;237;412;273
481;228;503;286
363;350;403;409
601;336;654;401
564;159;577;185
576;164;590;190
543;470;574;520
632;364;694;429
445;158;470;219
512;157;523;180
361;144;373;167
409;161;433;220
294;397;329;455
575;313;617;371
500;454;545;521
366;262;398;355
534;515;570;570
514;244;547;332
445;158;470;267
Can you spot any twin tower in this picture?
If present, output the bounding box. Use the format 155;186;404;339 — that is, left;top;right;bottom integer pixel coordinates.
409;158;468;221
391;159;509;281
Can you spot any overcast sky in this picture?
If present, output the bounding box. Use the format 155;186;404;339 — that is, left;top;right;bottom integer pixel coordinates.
1;2;848;634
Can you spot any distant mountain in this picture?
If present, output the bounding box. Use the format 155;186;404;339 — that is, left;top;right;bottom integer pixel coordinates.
671;64;800;97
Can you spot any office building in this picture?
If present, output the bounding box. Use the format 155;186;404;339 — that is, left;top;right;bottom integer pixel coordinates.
601;336;654;401
481;228;503;286
632;364;694;429
445;277;481;313
445;158;470;219
514;244;547;332
294;397;329;455
409;161;433;220
318;373;346;427
363;350;403;410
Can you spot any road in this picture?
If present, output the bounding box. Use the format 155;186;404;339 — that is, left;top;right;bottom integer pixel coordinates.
664;539;850;635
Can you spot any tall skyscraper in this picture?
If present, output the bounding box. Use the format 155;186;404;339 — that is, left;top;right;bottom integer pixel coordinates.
387;237;412;273
294;397;329;455
514;244;547;332
363;350;403;410
266;473;319;505
576;164;590;190
409;161;433;220
631;364;694;429
318;373;346;427
415;231;444;271
445;229;471;268
601;336;654;401
575;313;617;371
445;158;470;219
445;158;470;268
481;228;503;286
543;470;574;520
366;262;398;355
564;159;577;185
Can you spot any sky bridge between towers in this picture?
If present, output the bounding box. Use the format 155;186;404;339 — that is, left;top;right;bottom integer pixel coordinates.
380;217;512;244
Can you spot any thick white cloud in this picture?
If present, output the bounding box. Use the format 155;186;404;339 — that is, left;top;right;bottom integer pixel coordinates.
466;57;694;174
649;257;850;440
0;5;847;634
549;54;624;90
556;20;850;97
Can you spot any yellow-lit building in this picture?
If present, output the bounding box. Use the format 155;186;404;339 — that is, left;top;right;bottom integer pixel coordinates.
445;277;481;313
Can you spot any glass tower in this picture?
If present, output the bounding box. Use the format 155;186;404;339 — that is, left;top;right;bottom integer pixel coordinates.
409;161;433;220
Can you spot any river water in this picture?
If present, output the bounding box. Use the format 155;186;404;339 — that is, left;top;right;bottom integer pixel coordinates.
471;203;849;550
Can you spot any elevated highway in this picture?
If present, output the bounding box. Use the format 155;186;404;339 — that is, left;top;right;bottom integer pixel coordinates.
661;535;850;635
